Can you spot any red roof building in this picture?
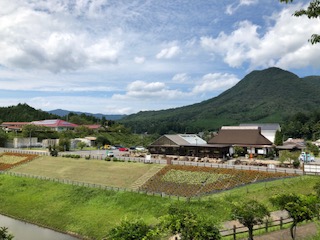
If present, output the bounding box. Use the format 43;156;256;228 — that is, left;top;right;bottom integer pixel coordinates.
32;119;78;131
0;122;30;132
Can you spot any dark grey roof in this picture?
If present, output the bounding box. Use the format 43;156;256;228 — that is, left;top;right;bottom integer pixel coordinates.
208;126;273;146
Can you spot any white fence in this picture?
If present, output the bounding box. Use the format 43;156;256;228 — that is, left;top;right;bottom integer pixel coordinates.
304;164;320;174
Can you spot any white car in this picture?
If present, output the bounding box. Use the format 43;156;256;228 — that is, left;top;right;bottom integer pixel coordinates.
135;146;146;151
299;152;315;162
106;151;114;157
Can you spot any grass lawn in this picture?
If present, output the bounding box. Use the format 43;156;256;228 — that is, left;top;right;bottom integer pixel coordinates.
8;156;160;188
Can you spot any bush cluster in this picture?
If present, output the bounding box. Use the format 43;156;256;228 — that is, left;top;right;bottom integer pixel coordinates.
62;154;81;159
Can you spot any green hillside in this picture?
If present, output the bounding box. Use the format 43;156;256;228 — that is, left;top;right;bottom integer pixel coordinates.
0;103;59;122
120;67;320;134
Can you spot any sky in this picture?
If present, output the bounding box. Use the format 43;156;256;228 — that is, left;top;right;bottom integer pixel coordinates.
1;0;320;115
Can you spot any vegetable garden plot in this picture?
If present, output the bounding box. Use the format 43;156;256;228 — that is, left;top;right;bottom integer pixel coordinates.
0;153;38;170
140;165;297;197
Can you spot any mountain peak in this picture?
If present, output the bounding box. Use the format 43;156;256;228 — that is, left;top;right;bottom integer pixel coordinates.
120;67;320;133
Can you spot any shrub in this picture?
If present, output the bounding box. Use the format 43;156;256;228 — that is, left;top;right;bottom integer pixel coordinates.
293;159;300;168
107;219;156;240
105;157;111;161
85;155;91;160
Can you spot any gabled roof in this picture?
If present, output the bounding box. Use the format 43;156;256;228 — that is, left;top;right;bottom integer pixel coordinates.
150;134;207;147
32;119;78;128
208;126;273;146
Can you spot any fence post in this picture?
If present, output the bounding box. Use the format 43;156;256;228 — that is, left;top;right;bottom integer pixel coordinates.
265;219;268;232
280;217;283;229
233;225;237;240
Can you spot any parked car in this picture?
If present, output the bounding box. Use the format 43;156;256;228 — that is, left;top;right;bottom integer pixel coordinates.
119;147;129;152
106;151;114;157
135;146;146;151
299;152;315;162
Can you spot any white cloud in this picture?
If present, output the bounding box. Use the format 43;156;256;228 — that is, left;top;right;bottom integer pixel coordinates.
0;1;123;73
156;46;181;59
202;4;320;70
201;21;260;68
172;73;189;83
225;0;258;15
113;80;187;101
134;56;146;64
192;73;239;94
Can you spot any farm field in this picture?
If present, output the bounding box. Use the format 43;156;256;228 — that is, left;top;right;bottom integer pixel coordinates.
0;152;38;170
7;155;162;188
141;165;298;197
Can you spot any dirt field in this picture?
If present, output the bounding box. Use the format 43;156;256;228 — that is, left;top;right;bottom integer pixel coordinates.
8;156;162;188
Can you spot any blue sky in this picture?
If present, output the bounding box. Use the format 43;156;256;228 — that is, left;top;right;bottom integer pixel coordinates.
0;0;320;115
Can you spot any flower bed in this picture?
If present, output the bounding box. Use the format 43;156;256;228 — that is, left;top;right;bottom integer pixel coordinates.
0;152;38;171
140;165;297;197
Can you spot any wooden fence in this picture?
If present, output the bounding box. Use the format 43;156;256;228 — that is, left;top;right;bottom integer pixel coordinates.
220;216;311;239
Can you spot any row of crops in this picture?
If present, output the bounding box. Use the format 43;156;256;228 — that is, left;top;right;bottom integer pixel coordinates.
140;165;298;197
0;152;38;170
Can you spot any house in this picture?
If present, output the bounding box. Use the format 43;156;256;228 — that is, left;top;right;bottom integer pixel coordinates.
31;119;78;131
276;138;305;151
208;126;274;157
0;122;30;132
148;134;209;156
239;123;281;143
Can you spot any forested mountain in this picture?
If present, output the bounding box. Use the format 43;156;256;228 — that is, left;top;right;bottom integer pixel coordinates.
0;103;59;122
120;67;320;134
48;109;125;120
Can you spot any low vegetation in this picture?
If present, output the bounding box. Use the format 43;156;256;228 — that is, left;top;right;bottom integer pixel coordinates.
0;152;38;170
8;155;160;188
141;165;297;197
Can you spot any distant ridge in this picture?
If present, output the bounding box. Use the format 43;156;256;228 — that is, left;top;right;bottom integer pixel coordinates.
47;109;125;120
120;67;320;134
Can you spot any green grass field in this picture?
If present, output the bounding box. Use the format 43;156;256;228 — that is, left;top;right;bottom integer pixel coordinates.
1;154;320;239
8;156;161;188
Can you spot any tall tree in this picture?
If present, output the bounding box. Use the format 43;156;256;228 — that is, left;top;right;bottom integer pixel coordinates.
270;193;317;240
274;130;283;146
0;129;7;147
280;0;320;44
231;200;270;240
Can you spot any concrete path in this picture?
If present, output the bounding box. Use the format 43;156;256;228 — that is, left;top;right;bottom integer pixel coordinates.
252;222;318;240
221;210;319;239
